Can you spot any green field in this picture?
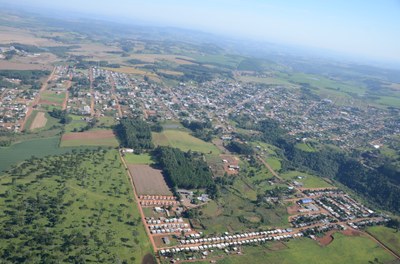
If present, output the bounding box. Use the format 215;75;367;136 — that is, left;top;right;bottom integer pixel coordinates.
60;137;119;147
124;153;154;165
367;226;400;256
280;171;333;188
40;91;66;104
295;142;316;152
0;149;152;263
0;137;77;172
152;130;220;154
194;233;395;264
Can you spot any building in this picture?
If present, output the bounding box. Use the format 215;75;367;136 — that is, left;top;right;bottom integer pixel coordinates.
300;198;313;204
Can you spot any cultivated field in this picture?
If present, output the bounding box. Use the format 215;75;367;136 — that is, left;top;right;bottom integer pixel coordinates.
152;130;221;154
128;164;172;196
60;129;119;147
29;111;47;130
124;153;154;165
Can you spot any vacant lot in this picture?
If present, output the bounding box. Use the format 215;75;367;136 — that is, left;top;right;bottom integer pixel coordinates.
128;164;172;196
152;130;220;154
40;91;65;105
30;111;47;130
61;129;119;147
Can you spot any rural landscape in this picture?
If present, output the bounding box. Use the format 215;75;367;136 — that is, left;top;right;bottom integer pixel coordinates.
0;2;400;264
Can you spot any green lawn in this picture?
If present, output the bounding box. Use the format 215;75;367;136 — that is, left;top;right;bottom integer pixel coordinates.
152;130;220;154
280;171;333;189
367;226;400;256
124;153;154;165
194;233;395;264
0;149;152;263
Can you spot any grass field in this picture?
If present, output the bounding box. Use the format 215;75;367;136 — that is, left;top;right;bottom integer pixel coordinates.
152;130;221;154
295;142;316;152
40;91;65;104
280;171;333;189
194;233;396;264
124;153;154;165
0;149;152;263
367;226;400;256
0;137;75;172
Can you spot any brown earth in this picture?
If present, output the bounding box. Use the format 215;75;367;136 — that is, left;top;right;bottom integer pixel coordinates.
62;130;115;140
30;112;47;130
0;61;51;70
128;164;172;196
287;204;300;215
141;253;157;264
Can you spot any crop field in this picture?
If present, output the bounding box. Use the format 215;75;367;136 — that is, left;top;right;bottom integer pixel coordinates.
152;130;221;154
367;226;400;256
0;137;74;172
280;171;333;188
60;129;119;147
0;149;152;263
124;153;154;165
128;164;172;196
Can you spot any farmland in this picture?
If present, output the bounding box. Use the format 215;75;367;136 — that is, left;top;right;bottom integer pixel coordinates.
29;111;47;130
0;137;74;172
124;153;154;165
60;129;119;147
128;164;172;196
0;149;152;263
280;171;333;189
152;130;220;154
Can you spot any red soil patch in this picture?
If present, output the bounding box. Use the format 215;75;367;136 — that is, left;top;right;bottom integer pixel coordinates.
62;130;115;140
220;154;240;175
287;204;300;214
39;99;60;106
341;228;363;237
317;230;335;246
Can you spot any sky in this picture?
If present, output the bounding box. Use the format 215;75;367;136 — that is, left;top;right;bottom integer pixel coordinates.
2;0;400;63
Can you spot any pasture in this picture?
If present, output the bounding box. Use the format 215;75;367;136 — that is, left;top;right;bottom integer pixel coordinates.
152;130;220;154
194;233;395;264
367;226;400;256
128;164;172;196
60;129;119;147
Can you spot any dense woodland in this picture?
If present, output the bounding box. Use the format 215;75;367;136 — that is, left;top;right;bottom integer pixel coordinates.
153;147;216;195
0;70;50;89
115;118;153;152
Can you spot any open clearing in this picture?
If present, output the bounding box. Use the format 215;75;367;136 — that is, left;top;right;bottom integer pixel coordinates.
124;153;154;165
128;164;172;196
40;91;65;105
152;130;220;154
280;171;333;188
29;111;47;130
195;233;396;264
0;60;52;70
60;129;119;147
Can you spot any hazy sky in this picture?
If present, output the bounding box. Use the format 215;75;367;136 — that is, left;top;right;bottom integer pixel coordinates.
3;0;400;62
